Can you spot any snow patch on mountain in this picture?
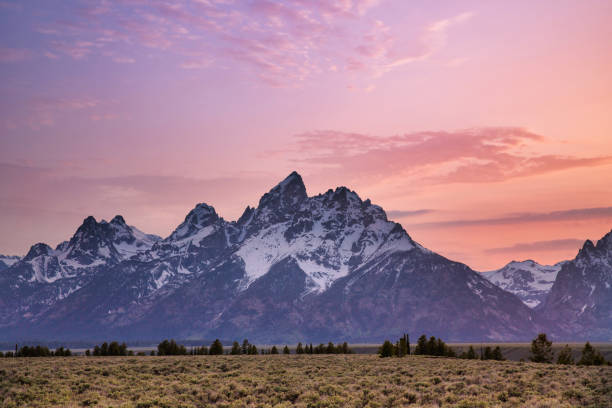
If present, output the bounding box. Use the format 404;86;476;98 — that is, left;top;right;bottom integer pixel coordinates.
482;260;563;308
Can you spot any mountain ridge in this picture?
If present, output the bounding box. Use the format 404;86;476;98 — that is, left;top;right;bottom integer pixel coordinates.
1;172;609;342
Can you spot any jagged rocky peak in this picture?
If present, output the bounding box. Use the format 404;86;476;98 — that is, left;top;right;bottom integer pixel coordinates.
24;243;54;260
258;171;307;212
168;203;220;241
110;215;127;225
575;229;612;264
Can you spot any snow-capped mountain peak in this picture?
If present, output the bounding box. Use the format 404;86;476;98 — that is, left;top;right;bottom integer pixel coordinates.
0;254;21;271
24;243;54;261
235;176;419;293
482;259;562;308
168;203;220;242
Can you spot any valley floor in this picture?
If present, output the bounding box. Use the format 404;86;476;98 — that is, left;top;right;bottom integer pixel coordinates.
0;354;610;407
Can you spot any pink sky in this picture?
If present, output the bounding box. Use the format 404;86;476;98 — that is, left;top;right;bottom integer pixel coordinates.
1;0;611;270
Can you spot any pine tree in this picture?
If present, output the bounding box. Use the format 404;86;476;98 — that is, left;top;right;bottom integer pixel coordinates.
436;338;446;356
492;346;503;361
283;345;290;354
415;335;427;355
467;345;476;359
231;341;241;355
341;342;350;354
556;344;574;365
483;346;493;360
398;334;407;357
295;342;304;354
529;333;553;363
209;339;224;355
578;342;606;366
242;339;249;355
426;337;437;356
406;334;410;355
379;340;394;358
271;346;279;354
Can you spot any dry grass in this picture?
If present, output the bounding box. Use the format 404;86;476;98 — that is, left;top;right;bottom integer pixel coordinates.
0;355;610;407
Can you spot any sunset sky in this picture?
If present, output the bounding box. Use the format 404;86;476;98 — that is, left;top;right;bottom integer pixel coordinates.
1;0;611;270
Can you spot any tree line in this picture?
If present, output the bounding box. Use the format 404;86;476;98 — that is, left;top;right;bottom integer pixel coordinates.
152;339;352;355
0;345;72;357
529;333;607;366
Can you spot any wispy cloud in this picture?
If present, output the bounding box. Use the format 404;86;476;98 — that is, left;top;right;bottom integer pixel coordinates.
0;47;33;63
275;127;612;185
484;239;584;255
24;1;472;85
412;207;612;229
2;97;109;130
387;209;435;218
384;11;474;70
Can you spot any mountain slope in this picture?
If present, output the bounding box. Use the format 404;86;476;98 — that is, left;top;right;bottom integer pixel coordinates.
0;255;20;272
3;172;542;342
0;216;160;328
482;260;563;308
539;231;612;340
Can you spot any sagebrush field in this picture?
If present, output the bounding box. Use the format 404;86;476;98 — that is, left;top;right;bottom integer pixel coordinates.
1;355;610;408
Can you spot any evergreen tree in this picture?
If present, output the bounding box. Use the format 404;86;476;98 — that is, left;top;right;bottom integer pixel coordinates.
209;339;224;355
271;346;279;354
93;345;101;356
466;345;476;359
296;342;304;354
406;334;410;355
283;345;290;354
341;342;350;354
529;333;554;363
492;346;503;361
556;344;574;365
101;342;109;356
398;334;407;357
578;342;606;366
426;336;436;355
436;338;446;356
379;340;394;358
241;339;250;355
230;341;241;355
483;346;493;360
326;342;335;354
415;335;427;355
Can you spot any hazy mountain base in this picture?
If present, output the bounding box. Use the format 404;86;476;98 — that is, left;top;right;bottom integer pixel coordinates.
1;355;610;407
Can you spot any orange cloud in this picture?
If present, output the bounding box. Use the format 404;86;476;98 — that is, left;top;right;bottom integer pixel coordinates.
282;128;612;184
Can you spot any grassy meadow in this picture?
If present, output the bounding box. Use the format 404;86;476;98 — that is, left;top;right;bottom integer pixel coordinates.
1;354;610;408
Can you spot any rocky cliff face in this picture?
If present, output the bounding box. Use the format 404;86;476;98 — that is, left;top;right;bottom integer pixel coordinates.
539;231;612;340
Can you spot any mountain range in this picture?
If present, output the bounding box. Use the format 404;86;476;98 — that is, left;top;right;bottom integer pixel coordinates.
0;172;610;342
